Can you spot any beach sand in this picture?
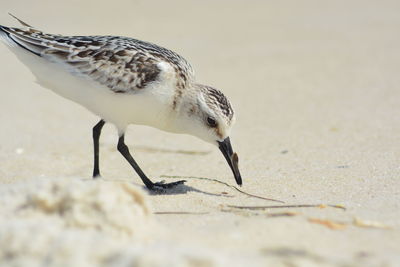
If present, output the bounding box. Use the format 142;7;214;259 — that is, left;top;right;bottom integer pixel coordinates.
0;0;399;266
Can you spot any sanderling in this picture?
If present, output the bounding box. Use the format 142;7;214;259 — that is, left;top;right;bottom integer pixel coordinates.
0;14;242;191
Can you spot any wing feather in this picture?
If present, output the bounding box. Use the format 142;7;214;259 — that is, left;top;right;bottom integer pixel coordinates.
1;26;172;93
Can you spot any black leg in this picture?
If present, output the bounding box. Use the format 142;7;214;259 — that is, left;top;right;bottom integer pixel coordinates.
117;134;186;191
92;119;105;178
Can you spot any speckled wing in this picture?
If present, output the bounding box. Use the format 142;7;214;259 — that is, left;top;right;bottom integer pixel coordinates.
0;26;194;93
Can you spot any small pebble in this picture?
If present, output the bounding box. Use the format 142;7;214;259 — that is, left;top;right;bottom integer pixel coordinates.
336;165;349;168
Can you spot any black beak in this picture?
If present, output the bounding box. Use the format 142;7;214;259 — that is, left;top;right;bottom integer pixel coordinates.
218;137;242;186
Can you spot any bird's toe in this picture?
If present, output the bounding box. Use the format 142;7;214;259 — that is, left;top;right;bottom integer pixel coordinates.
150;180;186;191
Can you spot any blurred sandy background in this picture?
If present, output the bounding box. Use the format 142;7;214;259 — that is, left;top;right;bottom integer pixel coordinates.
0;0;399;266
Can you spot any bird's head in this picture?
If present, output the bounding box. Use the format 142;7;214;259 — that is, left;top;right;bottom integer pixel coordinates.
173;84;242;185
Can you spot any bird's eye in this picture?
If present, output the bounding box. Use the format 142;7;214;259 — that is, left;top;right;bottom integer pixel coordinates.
207;117;217;127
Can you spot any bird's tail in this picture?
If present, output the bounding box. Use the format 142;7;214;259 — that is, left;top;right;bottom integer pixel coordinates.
0;13;41;55
0;25;16;47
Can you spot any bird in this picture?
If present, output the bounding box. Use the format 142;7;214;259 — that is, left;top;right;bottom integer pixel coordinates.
0;14;242;191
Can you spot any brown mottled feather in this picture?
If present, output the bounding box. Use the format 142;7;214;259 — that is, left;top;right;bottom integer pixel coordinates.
0;26;195;93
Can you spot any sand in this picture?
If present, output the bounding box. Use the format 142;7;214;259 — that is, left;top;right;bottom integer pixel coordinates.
0;0;399;266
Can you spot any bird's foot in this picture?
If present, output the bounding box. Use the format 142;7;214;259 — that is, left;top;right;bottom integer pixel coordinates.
148;180;186;192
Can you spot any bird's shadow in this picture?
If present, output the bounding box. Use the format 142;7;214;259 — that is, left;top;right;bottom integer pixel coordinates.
144;183;233;197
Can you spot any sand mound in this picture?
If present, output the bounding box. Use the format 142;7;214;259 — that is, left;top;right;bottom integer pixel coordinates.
0;178;156;266
0;178;151;236
24;178;149;235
